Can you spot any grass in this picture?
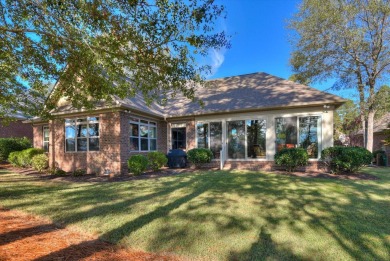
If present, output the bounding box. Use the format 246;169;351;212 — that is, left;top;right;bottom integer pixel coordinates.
0;167;389;261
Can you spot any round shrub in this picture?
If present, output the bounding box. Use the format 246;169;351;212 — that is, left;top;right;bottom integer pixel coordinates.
19;148;45;167
31;154;49;172
274;148;309;172
0;137;32;161
321;146;372;173
147;151;168;171
72;169;86;177
8;151;22;167
187;148;213;167
49;168;67;176
128;155;148;175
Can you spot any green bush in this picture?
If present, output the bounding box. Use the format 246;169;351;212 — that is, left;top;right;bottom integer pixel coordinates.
31;154;48;172
8;151;22;166
0;137;32;161
18;148;45;167
321;146;372;173
128;155;148;175
187;148;213;167
373;150;387;166
274;148;309;172
49;168;67;176
147;151;168;171
72;169;86;177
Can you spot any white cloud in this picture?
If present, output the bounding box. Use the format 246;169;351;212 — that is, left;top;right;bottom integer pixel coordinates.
208;47;226;77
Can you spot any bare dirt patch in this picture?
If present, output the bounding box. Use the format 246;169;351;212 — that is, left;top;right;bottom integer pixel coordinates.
0;207;180;261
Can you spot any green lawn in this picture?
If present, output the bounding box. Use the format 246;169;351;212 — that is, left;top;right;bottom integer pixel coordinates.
0;167;389;260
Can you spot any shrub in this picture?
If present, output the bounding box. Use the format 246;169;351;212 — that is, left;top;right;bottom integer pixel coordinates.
274;148;309;172
31;154;48;172
128;155;148;175
373;150;387;166
8;151;22;167
187;148;213;167
72;169;86;177
49;168;67;176
0;137;32;161
18;148;45;167
321;146;372;173
147;151;168;171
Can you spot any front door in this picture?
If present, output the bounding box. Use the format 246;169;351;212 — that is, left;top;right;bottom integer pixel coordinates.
172;127;186;150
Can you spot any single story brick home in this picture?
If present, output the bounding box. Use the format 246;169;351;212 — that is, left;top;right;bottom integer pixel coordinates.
0;112;33;140
30;72;345;175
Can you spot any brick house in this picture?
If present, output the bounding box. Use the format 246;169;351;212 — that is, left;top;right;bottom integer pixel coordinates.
0;112;33;140
30;72;345;175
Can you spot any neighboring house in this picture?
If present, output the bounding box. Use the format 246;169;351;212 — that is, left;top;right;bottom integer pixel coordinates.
29;72;345;175
0;112;33;140
354;112;390;151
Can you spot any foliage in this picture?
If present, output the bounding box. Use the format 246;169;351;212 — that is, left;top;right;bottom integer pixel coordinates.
373;150;387;166
18;148;46;167
333;100;361;145
321;147;372;174
8;151;22;167
0;137;32;161
0;0;230;119
384;123;390;146
147;151;168;171
72;169;86;177
274;148;309;172
128;155;148;176
31;154;48;172
49;168;67;176
187;148;213;167
289;0;390;151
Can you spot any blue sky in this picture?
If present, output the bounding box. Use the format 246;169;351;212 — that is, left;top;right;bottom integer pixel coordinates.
207;0;346;97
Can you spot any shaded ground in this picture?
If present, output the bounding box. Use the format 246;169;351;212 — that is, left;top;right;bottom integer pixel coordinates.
0;207;180;261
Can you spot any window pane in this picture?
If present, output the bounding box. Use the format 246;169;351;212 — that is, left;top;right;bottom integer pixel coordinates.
66;139;75;152
140;125;148;138
130;123;139;137
150;139;157;151
43;127;49;141
275;117;297;152
77;118;88;123
149;121;157;126
88;117;99;122
65;125;76;139
43;142;49;152
227;120;245;159
210;122;222;158
149;127;157;138
88;123;99;137
246;120;266;158
89;138;100;151
65;119;75;125
197;123;209;148
77;138;88;151
77;124;88;138
140;120;148;124
299;116;321;158
141;138;148;151
130;137;139;150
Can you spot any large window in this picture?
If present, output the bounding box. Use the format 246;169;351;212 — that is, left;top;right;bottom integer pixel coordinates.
65;117;99;152
275;116;321;158
172;127;186;149
196;122;222;158
43;126;49;152
226;119;266;159
130;117;157;151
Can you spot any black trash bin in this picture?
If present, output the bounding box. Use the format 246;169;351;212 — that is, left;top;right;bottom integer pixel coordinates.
167;149;187;168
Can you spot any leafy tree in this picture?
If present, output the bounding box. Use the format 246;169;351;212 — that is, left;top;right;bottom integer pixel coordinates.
289;0;390;152
0;0;229;119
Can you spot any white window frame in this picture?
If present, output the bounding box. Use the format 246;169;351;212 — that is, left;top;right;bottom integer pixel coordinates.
64;117;100;152
43;126;49;152
129;117;157;152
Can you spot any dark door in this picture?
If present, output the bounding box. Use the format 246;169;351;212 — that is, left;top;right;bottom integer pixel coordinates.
172;127;186;149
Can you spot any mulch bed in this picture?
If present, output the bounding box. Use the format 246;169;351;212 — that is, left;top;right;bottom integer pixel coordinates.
272;169;380;180
0;207;181;261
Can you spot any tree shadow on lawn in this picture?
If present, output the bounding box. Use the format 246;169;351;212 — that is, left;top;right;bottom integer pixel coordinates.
2;169;390;260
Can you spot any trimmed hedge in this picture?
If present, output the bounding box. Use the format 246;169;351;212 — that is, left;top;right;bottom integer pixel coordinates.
187;148;213;167
147;151;168;171
0;137;32;161
8;148;45;167
321;146;372;173
73;169;86;177
274;148;309;172
8;151;22;166
128;155;148;175
31;154;49;172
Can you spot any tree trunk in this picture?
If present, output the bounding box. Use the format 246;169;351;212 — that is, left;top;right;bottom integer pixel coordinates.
366;110;375;152
361;114;366;148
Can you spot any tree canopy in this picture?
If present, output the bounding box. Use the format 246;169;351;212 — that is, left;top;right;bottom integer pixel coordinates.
0;0;230;119
289;0;390;151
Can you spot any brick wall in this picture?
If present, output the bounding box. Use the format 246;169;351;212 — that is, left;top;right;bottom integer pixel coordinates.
186;119;195;150
33;125;44;148
0;119;33;140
